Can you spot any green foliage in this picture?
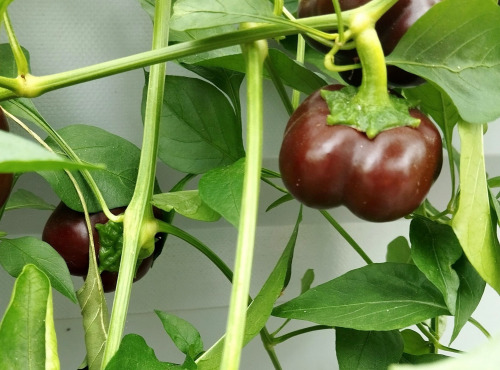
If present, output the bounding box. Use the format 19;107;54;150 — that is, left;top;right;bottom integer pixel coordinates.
198;157;245;228
41;124;142;212
0;264;59;370
452;121;500;293
4;188;55;211
409;218;462;314
150;75;245;174
273;263;449;331
152;190;221;222
388;0;500;123
105;334;181;370
336;328;404;370
0;129;99;173
196;209;302;368
170;0;277;31
155;311;204;361
0;237;77;303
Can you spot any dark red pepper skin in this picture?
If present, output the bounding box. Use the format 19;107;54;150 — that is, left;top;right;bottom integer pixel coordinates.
0;110;14;209
298;0;441;87
42;202;165;292
279;85;443;222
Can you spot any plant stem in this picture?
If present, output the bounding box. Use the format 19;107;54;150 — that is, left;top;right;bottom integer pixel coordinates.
155;221;282;369
0;11;350;101
220;26;267;370
101;0;170;367
3;11;29;76
320;210;373;264
469;317;491;339
273;325;332;344
264;57;294;116
417;323;463;355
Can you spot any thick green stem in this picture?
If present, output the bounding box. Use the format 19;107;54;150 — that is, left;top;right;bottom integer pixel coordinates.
220;28;267;370
351;21;390;107
101;1;170;367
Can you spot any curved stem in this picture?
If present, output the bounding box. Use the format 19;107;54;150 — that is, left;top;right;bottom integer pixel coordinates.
469;317;491;339
320;210;373;264
273;325;332;344
220;26;267;370
101;0;171;366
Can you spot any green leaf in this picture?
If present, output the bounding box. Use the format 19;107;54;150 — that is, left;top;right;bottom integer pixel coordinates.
300;268;315;294
152;75;244;174
152;190;221;222
386;236;412;264
404;83;459;135
0;130;100;173
181;64;245;117
450;254;485;343
0;237;77;303
182;48;327;95
0;264;60;370
199;157;245;228
105;334;181;370
77;238;109;370
170;0;277;31
390;333;500;369
400;329;432;356
409;218;462;314
0;43;30;78
399;353;449;365
40;124;142;212
452;121;500;293
387;0;500;123
272;263;449;331
4;188;55;211
155;311;204;359
196;208;302;369
336;328;404;370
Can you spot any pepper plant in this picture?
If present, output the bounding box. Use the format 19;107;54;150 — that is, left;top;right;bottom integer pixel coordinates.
1;0;500;369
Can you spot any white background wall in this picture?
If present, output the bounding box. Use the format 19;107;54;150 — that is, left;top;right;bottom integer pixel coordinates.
1;1;500;369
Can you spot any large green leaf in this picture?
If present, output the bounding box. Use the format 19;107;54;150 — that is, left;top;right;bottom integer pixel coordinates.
196;208;302;369
170;0;277;31
336;328;403;370
409;218;462;314
0;237;77;303
451;121;500;293
152;75;244;174
387;0;500;123
0;264;60;370
198;157;245;228
272;263;449;331
0;130;99;173
40;124;142;212
105;334;181;370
